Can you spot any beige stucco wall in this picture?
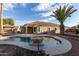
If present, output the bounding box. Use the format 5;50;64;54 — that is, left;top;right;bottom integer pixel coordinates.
54;26;60;33
22;25;60;34
3;27;14;31
37;26;60;33
40;26;48;32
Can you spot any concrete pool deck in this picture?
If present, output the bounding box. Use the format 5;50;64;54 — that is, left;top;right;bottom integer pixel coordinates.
0;36;11;40
0;34;72;56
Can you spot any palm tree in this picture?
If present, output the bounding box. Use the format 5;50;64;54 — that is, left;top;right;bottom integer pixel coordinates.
51;4;77;34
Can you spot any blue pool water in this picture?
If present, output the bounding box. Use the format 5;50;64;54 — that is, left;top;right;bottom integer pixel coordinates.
5;36;61;44
6;37;32;43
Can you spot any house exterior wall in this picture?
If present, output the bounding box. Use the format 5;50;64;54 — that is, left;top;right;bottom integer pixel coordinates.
21;26;60;34
39;26;48;33
3;27;14;32
20;26;26;33
54;26;60;33
37;26;60;33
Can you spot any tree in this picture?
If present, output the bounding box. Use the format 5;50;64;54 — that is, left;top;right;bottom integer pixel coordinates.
51;4;77;34
0;3;3;33
3;18;15;26
3;19;7;25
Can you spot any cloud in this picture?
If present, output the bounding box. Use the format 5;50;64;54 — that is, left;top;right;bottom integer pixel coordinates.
15;20;28;26
32;3;57;11
32;3;64;11
24;19;50;24
39;11;53;17
3;3;16;11
15;17;56;26
21;3;26;6
31;3;60;24
38;17;55;22
15;19;48;26
3;3;28;11
3;15;11;18
38;19;50;22
20;3;28;8
32;3;72;12
47;17;55;21
32;3;58;19
34;3;72;18
26;17;55;23
26;19;50;23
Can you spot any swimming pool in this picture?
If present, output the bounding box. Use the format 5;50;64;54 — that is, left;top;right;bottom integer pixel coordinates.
4;36;62;44
0;35;72;55
5;37;32;43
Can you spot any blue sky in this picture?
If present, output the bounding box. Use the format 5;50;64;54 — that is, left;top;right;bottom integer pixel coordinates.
3;3;79;27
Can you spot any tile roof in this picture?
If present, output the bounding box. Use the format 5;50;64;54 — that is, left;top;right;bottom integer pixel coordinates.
23;21;59;27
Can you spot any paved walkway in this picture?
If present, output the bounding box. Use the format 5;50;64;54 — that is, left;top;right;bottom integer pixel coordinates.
0;36;11;40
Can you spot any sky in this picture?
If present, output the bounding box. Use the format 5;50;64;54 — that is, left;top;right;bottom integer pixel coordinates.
2;3;79;27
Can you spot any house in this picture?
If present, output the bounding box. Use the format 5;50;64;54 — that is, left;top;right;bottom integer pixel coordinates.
0;24;15;35
65;24;79;34
14;26;21;33
21;21;61;34
3;24;15;32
